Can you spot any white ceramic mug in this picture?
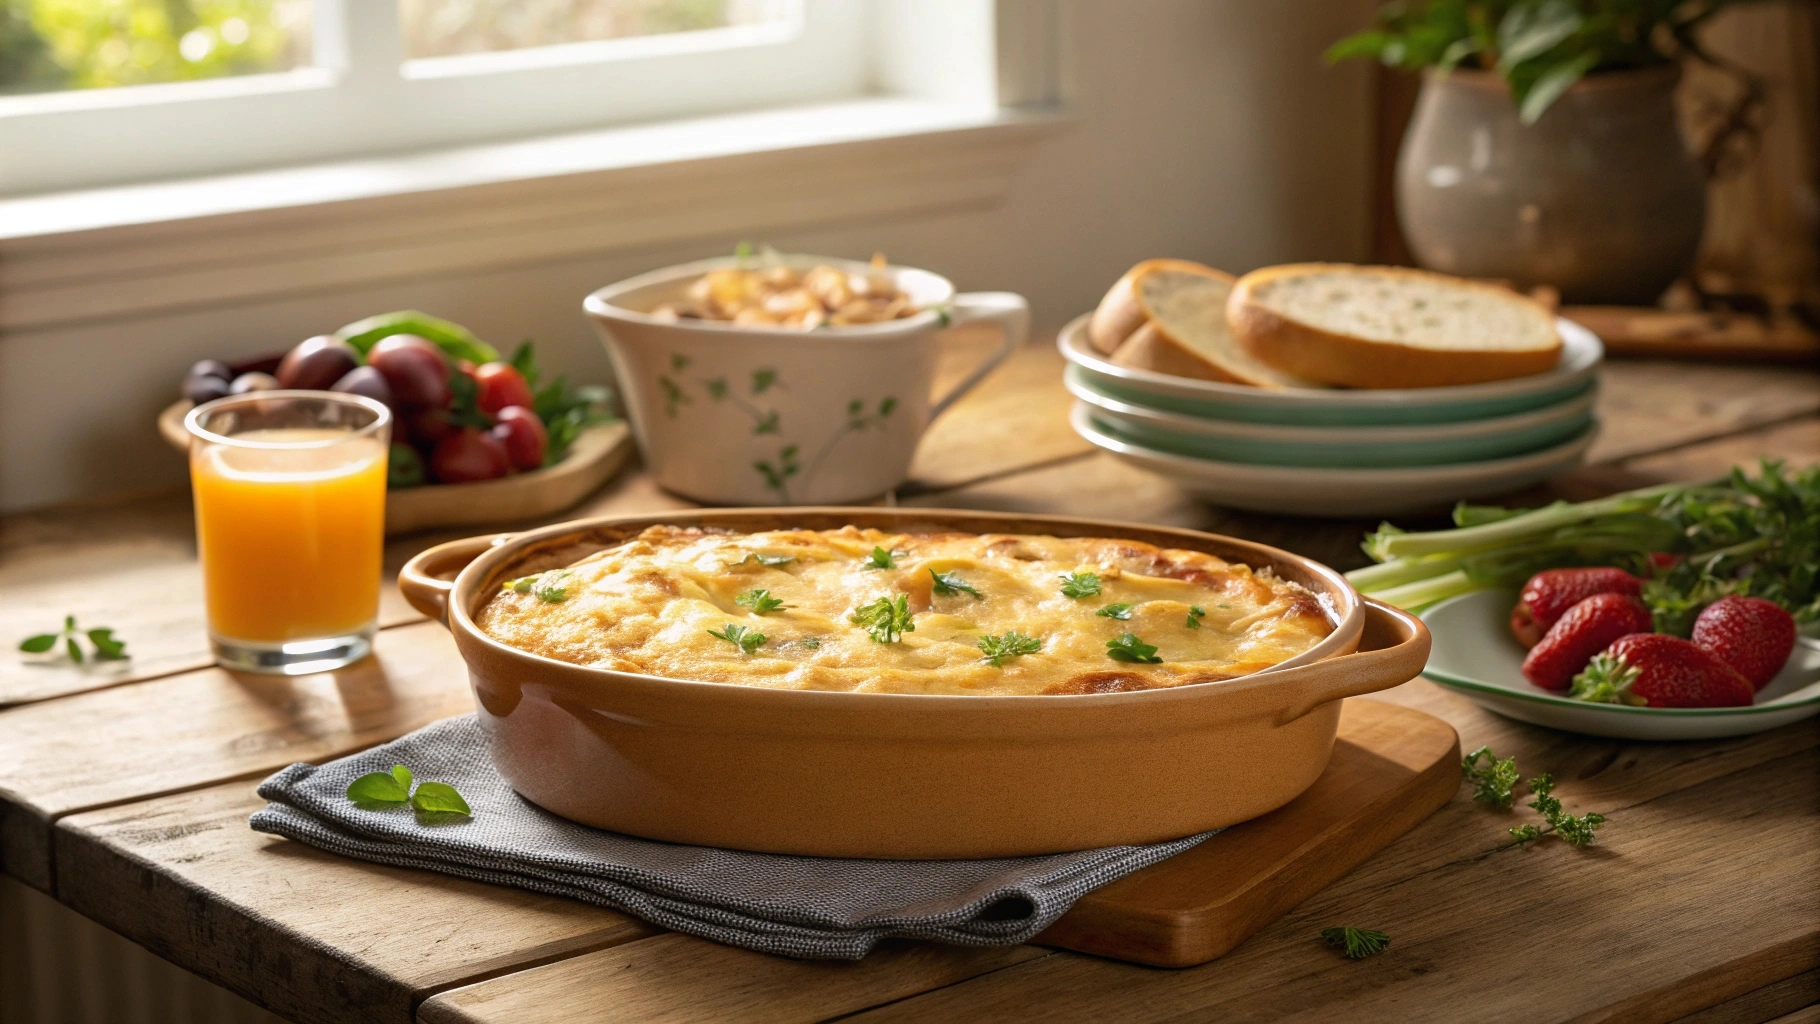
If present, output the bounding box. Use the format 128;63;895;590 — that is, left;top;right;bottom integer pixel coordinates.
584;256;1029;505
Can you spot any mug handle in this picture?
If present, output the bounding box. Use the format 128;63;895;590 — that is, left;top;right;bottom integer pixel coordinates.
929;292;1030;420
1272;600;1432;725
398;533;513;626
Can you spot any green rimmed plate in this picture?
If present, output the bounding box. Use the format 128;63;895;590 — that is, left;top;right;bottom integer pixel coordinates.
1069;369;1596;467
1421;589;1820;740
1057;313;1602;426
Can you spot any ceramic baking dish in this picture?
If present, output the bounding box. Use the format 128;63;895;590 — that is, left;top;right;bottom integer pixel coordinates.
399;508;1430;859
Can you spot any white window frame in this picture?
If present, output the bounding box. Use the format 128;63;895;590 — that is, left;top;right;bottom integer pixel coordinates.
0;0;876;196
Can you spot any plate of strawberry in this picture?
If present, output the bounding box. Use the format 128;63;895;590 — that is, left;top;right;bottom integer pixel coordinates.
1421;568;1820;740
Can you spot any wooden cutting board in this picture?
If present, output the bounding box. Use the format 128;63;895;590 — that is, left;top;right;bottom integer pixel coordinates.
1038;698;1460;968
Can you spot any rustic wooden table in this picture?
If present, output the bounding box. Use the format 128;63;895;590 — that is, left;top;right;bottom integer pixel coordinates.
3;332;1817;1024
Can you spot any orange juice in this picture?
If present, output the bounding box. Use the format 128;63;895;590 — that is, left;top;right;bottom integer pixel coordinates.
191;429;387;643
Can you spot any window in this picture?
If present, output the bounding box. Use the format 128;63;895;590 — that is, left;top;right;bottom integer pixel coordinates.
0;0;872;195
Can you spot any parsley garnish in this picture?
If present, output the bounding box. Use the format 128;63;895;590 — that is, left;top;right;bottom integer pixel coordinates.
1096;603;1134;620
1059;571;1101;599
735;589;787;615
1461;746;1521;808
978;631;1042;667
1321;927;1389;960
504;570;574;603
930;569;982;599
1106;633;1161;663
745;553;795;567
1510;774;1606;847
864;546;898;570
851;595;914;643
792;637;822;650
19;615;128;663
346;764;472;820
708;623;767;654
1186;605;1206;628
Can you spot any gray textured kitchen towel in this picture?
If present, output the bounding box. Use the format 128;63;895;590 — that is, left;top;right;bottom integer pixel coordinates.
249;715;1214;960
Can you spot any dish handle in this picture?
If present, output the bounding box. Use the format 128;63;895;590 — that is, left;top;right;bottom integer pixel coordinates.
398;533;513;626
1273;600;1432;725
929;293;1029;420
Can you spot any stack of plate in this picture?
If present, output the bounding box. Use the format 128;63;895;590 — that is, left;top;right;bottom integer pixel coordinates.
1059;313;1603;516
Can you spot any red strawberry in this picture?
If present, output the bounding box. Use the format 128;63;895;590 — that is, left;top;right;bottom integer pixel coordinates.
1570;633;1754;708
1511;568;1644;649
1692;595;1797;690
1521;593;1655;691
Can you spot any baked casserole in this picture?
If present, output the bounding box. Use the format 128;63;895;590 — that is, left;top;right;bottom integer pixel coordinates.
476;526;1334;696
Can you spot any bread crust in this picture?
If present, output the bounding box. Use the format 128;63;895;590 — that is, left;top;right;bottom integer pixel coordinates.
1226;264;1562;389
1087;258;1226;355
1110;322;1250;385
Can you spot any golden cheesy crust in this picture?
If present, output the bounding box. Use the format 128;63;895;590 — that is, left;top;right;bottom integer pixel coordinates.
475;526;1333;696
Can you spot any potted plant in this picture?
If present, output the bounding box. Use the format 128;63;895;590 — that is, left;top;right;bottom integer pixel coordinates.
1330;0;1753;304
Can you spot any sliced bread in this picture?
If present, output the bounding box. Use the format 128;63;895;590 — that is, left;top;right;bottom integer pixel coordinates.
1227;264;1562;389
1091;260;1323;388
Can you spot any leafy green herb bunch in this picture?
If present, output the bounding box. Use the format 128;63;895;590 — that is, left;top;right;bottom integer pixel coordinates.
1328;0;1753;123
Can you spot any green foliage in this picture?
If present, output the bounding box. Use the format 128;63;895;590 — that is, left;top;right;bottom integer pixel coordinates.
735;589;786;615
503;570;573;603
18;614;127;663
1096;603;1134;620
929;569;982;600
707;623;766;655
864;546;897;570
1513;773;1607;846
1461;745;1521;808
1321;927;1391;960
978;630;1042;667
1059;571;1101;599
1186;605;1206;629
851;594;914;644
1328;0;1753;123
346;764;471;820
5;0;307;95
1106;633;1161;664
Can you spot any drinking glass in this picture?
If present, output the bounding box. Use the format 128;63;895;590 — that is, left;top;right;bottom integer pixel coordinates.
184;391;391;674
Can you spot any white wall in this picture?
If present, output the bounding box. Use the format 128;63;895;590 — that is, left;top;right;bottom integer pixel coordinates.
0;0;1377;512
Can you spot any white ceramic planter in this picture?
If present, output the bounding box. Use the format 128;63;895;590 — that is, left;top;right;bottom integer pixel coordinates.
585;256;1028;505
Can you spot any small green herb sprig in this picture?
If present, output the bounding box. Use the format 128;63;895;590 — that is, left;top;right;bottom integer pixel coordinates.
346;765;472;820
852;595;915;644
1463;748;1607;847
978;631;1042;667
19;616;127;663
929;569;982;599
1462;746;1521;808
1321;927;1390;960
1186;605;1206;629
503;570;574;603
864;547;898;570
1510;774;1606;847
1059;571;1101;599
708;623;767;654
1096;603;1134;620
735;589;788;615
1106;633;1161;664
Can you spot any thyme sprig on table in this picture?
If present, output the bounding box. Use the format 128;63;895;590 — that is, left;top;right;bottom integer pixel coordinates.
19;616;128;663
1463;748;1607;847
1321;926;1390;960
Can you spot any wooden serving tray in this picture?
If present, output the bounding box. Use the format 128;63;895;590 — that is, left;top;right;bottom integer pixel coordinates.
1038;698;1459;967
158;400;634;535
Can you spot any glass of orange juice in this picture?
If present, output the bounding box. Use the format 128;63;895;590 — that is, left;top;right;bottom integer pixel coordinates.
184;391;391;674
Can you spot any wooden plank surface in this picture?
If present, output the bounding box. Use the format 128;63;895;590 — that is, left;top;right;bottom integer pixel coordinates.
0;621;470;891
55;782;654;1024
840;742;1820;1024
3;345;1818;1024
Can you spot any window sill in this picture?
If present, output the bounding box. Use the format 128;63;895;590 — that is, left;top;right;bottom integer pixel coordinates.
0;97;1068;333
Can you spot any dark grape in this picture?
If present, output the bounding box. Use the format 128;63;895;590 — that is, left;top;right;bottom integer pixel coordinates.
188;359;232;382
329;366;394;409
229;372;280;394
491;406;547;471
276;336;361;391
430;428;510;483
184;374;232;405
